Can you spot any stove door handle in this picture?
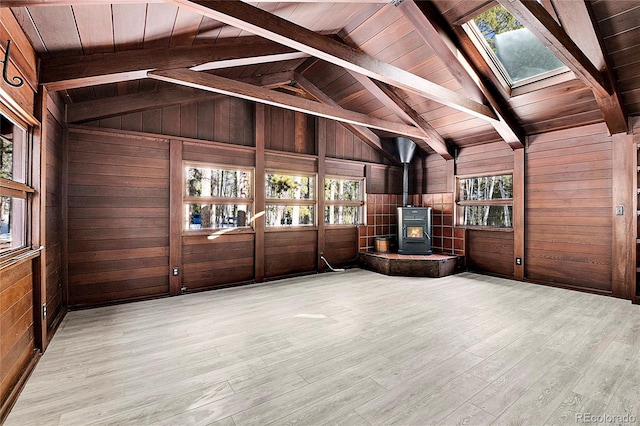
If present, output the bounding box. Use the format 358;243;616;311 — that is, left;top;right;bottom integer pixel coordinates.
424;231;431;240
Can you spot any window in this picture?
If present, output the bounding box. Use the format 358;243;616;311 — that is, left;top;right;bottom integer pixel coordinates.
184;164;252;231
1;114;29;255
324;177;364;225
457;174;513;228
266;172;315;226
463;4;568;89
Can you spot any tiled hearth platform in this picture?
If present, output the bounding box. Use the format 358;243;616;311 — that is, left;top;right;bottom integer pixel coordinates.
358;252;464;278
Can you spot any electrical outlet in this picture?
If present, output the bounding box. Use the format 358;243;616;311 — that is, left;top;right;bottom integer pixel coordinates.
172;267;179;276
616;205;624;216
515;257;522;266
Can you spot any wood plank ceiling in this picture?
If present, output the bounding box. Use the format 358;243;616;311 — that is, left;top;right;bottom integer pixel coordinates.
6;0;640;158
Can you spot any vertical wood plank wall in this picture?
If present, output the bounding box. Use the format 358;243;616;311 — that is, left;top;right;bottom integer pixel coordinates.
45;108;65;327
526;123;613;292
66;128;170;306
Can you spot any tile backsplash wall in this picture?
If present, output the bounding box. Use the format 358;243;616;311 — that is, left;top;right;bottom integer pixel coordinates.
358;192;464;256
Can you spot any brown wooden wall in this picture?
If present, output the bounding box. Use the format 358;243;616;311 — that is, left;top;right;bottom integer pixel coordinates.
466;230;515;278
319;118;390;164
325;227;358;265
45;108;64;327
456;141;515;177
526;123;613;292
265;230;318;278
91;97;255;146
0;261;34;409
66;128;170;307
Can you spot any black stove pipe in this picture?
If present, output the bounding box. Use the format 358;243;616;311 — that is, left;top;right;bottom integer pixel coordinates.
395;137;416;206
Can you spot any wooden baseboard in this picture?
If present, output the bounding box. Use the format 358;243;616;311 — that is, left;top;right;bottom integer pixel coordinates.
0;350;40;424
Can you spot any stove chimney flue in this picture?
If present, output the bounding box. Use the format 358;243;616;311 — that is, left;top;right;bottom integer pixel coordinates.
395;137;416;206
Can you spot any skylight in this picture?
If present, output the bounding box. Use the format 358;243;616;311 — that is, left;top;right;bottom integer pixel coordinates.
467;4;567;88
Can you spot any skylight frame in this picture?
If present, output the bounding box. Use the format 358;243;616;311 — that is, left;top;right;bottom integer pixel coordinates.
461;5;572;95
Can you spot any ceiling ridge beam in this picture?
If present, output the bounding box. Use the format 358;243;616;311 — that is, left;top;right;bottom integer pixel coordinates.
164;0;499;123
41;36;307;91
292;72;398;164
397;0;524;149
497;0;612;99
148;68;428;139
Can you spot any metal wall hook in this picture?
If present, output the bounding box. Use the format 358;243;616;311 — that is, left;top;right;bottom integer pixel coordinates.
2;40;25;88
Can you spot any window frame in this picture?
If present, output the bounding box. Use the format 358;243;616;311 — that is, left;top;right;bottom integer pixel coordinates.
0;113;34;260
455;171;514;230
460;5;573;97
324;175;365;226
265;170;316;228
182;161;254;234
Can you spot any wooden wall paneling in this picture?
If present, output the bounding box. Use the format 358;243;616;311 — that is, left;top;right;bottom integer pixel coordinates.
162;105;181;137
456;141;514;176
31;88;46;352
66;127;170;307
325;227;358;265
181;233;255;290
325;159;366;178
0;260;36;423
121;112;143;132
265;151;317;173
611;131;635;300
214;97;230;143
525;123;613;292
282;109;295;152
180;102;198;140
424;154;450;194
466;229;515;277
365;164;403;194
514;147;525;281
182;141;256;167
317;117;326;271
264;230;318;278
142;109;162;134
197;100;215;141
255;104;265;282
170;140;182;295
325;119;336;158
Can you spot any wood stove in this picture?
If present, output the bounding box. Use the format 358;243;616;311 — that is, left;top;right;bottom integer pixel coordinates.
397;207;432;255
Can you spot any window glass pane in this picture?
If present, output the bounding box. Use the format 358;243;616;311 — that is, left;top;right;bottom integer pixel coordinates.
186;204;252;230
325;205;361;225
325;178;362;201
266;205;314;226
462;205;513;228
185;167;251;198
460;174;513;201
0;116;26;183
471;5;565;84
266;174;314;200
0;196;25;253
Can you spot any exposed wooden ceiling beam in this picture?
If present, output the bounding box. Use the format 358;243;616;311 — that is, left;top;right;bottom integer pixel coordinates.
550;0;627;134
148;68;427;139
346;70;453;160
292;73;397;164
497;0;611;99
164;0;499;123
68;71;297;123
41;37;307;91
397;0;524;149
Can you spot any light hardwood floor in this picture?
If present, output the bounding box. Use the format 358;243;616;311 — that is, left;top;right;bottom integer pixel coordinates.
6;269;640;425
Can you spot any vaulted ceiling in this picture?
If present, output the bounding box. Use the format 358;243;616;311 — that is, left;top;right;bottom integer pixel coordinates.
5;0;640;159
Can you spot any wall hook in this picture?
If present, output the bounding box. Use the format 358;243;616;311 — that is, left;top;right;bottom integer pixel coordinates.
2;40;25;88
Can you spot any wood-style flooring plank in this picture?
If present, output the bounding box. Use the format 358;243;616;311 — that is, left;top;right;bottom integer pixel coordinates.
5;269;640;426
